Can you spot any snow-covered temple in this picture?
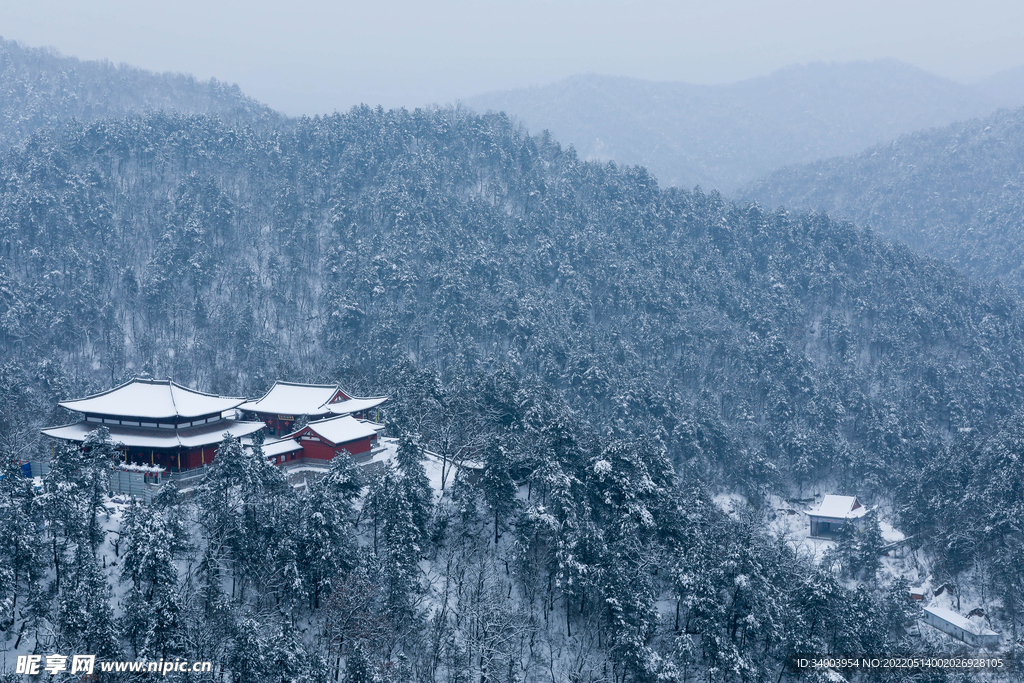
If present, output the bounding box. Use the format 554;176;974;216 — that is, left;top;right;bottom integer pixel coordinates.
239;381;387;436
42;378;389;473
42;378;264;471
288;414;381;457
807;494;869;538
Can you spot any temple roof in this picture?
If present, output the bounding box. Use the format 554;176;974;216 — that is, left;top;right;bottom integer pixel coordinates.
256;438;303;458
288;414;382;446
809;495;868;520
42;419;264;449
240;381;387;416
327;396;388;416
59;378;246;420
240;382;340;415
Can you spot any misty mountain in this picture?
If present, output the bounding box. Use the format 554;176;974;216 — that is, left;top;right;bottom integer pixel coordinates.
466;60;1007;192
742;106;1024;294
0;37;280;150
3;81;1024;675
976;64;1024;109
4;107;1024;497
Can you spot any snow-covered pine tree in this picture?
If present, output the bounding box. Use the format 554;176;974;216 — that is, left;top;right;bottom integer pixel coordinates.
197;433;293;597
344;645;373;683
478;439;517;544
55;544;120;658
79;426;122;549
299;454;361;609
0;453;43;633
395;432;433;539
119;502;188;659
366;463;423;646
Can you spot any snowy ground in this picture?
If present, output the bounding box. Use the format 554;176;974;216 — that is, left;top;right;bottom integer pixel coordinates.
763;492;1008;651
712;491;747;518
365;437;462;499
0;497;130;666
768;494;837;563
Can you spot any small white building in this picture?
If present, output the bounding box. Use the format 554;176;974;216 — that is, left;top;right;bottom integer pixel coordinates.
807;495;869;538
921;605;1000;648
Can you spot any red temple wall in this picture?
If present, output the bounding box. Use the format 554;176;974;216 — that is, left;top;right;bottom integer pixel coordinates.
296;435;374;460
112;433;376;472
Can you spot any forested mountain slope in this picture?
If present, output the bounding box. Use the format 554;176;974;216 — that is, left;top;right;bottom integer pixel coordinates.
0;37;279;150
466;60;1005;192
3;107;1024;496
4;107;1024;680
742;107;1024;295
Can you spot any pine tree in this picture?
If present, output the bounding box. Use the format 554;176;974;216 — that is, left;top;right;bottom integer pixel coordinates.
344;645;374;683
478;441;517;544
395;432;433;538
366;464;423;640
856;510;885;583
196;434;293;597
827;510;884;582
0;453;43;632
184;545;234;666
79;426;121;549
299;455;361;609
40;442;90;593
227;617;269;682
56;544;120;658
119;502;188;658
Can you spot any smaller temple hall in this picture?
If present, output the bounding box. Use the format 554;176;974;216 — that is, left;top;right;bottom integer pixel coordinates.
240;381;387;436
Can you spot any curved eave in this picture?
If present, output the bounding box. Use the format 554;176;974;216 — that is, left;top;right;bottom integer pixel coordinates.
326;396;389;415
240;381;341;415
42;420;265;450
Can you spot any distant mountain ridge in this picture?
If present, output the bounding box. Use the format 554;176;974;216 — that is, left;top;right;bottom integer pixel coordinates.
0;37;281;149
741;106;1024;295
467;60;1013;192
976;64;1024;108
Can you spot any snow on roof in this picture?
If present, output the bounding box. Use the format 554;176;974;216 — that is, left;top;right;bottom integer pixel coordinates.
326;396;388;416
42;419;264;450
809;495;868;520
292;414;379;445
59;378;245;420
242;381;389;417
176;421;265;447
923;605;999;636
255;438;303;458
240;381;341;415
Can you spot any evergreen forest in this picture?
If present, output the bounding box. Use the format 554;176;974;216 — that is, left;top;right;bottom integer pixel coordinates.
0;41;1022;683
743;105;1024;295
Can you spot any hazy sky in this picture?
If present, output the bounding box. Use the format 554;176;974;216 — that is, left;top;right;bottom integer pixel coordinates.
3;0;1024;115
